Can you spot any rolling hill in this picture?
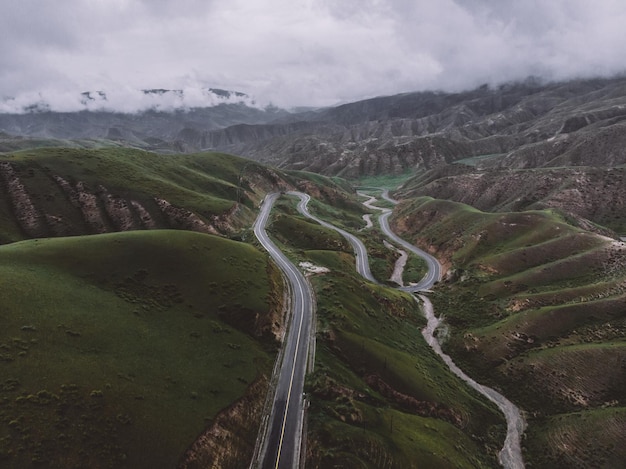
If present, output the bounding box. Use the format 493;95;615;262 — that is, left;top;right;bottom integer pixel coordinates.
389;196;626;467
0;229;281;468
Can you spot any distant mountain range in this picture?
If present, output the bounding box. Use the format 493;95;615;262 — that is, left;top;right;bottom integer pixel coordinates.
77;87;250;108
3;77;626;176
0;87;290;153
2;87;255;113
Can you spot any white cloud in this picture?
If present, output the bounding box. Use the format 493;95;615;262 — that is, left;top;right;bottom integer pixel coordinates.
1;0;625;111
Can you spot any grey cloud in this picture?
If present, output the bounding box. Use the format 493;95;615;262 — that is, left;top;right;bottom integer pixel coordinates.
1;0;625;111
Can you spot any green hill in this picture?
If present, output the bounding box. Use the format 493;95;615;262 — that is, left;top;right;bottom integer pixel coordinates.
266;195;505;468
391;196;626;466
0;230;281;468
0;147;290;244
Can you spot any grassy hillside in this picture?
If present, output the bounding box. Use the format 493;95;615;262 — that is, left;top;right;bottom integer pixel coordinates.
266;195;505;468
391;196;626;466
0;230;280;468
0;147;293;244
0;132;132;153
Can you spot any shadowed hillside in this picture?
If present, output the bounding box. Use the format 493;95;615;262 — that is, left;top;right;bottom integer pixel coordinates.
0;147;360;468
0;230;283;468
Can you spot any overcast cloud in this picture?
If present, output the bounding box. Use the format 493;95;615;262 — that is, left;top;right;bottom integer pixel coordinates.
1;0;625;112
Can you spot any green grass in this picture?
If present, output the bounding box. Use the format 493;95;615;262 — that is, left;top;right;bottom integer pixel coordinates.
270;213;351;252
524;407;626;468
308;401;493;468
0;230;277;468
305;267;504;467
286;170;355;194
403;253;428;285
391;195;626;464
0;135;132;153
354;170;416;189
496;341;626;413
259;195;504;466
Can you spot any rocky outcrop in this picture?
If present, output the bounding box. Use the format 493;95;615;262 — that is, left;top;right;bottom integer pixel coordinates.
0;162;47;237
177;375;269;469
154;198;218;235
397;166;626;234
0;166;243;243
130;200;157;229
364;374;463;427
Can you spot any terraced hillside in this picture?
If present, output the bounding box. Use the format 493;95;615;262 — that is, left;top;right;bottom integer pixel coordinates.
390;197;626;467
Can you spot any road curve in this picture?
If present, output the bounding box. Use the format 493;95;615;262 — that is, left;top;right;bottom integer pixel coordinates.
288;191;377;284
378;211;440;291
363;191;526;469
253;190;525;469
357;190;440;290
253;193;314;469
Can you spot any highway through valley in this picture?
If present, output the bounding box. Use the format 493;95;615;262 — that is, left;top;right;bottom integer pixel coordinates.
253;190;524;469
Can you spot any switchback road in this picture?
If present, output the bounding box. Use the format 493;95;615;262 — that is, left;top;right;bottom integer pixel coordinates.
289;191;376;283
357;190;440;290
361;191;526;469
253;190;524;469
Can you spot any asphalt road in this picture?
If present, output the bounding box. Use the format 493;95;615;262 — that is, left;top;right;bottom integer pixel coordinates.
358;189;440;290
289;191;377;283
378;210;440;291
253;193;313;469
365;191;526;469
253;190;524;469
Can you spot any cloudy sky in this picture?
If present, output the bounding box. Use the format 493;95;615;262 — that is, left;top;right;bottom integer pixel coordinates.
1;0;626;111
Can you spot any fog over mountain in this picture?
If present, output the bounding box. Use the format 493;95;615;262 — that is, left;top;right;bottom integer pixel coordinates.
2;0;626;111
0;87;257;114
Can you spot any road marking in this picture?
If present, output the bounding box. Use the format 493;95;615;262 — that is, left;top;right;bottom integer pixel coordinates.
274;274;305;468
254;193;311;469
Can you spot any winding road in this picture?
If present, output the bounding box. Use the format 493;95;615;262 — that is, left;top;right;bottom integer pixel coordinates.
253;190;525;469
358;190;439;290
360;190;526;469
289;191;376;283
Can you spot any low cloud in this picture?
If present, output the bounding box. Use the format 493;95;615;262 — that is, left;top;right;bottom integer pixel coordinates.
1;0;625;112
0;86;255;114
